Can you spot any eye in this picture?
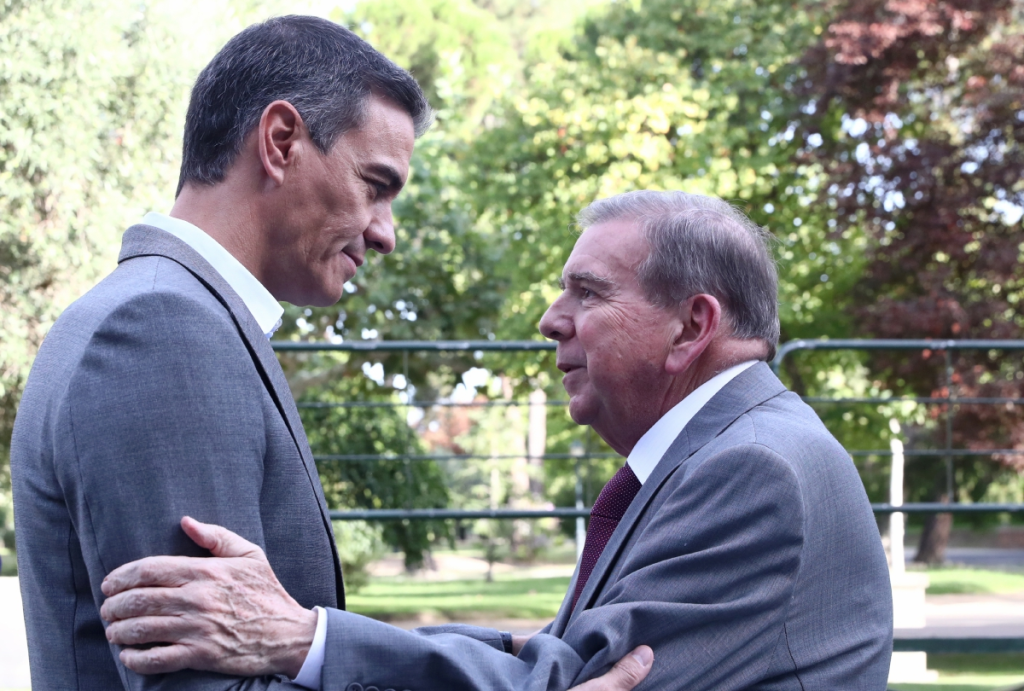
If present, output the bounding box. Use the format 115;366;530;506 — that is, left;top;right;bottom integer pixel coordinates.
367;179;389;200
580;286;594;299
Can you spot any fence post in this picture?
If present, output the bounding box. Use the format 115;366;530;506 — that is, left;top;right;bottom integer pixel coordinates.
571;441;586;561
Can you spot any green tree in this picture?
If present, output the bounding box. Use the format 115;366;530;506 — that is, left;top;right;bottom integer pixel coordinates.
0;0;197;551
797;0;1024;560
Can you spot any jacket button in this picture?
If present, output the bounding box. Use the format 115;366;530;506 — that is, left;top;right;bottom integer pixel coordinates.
346;685;363;691
366;687;379;691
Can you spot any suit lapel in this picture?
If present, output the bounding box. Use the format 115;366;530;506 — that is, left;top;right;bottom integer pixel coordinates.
118;225;345;604
564;363;787;627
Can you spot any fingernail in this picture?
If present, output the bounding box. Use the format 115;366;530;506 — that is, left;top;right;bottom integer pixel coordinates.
631;647;653;667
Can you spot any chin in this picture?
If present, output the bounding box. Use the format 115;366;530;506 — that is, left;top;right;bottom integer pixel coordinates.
304;280;346;307
567;399;596;428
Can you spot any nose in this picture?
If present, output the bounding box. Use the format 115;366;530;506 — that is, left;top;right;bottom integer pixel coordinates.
539;295;574;341
365;205;396;255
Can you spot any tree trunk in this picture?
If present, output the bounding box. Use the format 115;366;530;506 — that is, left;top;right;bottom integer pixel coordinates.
914;495;952;565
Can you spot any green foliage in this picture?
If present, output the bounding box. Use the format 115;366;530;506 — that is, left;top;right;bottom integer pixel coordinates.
0;0;194;549
331;520;386;593
467;0;844;339
298;369;450;571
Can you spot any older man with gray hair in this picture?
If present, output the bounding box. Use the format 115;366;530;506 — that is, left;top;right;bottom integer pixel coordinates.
101;190;893;689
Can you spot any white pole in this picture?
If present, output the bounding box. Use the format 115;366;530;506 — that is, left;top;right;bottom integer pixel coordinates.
570;442;586;561
890;423;905;574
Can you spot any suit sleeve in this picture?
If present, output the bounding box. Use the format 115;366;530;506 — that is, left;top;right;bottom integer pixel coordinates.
318;442;804;691
58;290;300;690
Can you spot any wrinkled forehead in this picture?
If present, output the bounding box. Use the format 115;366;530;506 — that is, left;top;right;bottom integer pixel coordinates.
563;219;648;280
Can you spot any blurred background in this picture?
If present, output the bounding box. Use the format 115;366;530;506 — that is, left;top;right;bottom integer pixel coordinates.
2;1;1024;688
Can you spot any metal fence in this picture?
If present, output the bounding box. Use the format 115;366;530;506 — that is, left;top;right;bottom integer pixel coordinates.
274;338;1024;520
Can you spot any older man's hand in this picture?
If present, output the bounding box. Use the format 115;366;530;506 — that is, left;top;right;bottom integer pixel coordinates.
100;516;316;679
101;518;653;690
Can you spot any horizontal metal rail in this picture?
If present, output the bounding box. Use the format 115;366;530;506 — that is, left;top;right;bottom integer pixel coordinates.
846;449;1024;457
297;399;572;409
893;637;1024;653
871;503;1024;514
315;452;618;463
312;450;1023;463
298;395;1024;409
273;340;555;352
329;508;590;521
772;338;1024;371
803;396;1024;405
328;503;1024;521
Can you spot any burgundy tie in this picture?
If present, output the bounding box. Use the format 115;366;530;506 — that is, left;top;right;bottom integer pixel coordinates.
572;463;642;610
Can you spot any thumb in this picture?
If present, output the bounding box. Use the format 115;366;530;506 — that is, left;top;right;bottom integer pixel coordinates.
180;516;267;561
569;645;653;691
605;646;654;690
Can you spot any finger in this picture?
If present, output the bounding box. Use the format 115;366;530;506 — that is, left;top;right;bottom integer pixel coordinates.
181;516;267;561
101;586;192;623
106;615;193;647
102;556;200;597
119;643;195;675
571;645;653;691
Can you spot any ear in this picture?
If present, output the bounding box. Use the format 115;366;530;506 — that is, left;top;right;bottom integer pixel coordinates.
665;294;722;375
258;100;306;186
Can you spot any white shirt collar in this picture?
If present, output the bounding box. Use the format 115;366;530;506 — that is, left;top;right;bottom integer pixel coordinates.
142;212;284;337
627;360;758;484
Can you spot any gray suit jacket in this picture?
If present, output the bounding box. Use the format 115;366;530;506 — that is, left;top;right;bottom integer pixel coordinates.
319;364;893;690
11;225;343;690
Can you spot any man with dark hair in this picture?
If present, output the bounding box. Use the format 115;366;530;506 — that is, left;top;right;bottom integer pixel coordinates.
100;191;893;689
10;15;647;691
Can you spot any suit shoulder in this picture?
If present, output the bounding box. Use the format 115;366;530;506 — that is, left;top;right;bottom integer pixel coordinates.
54;255;227;336
742;391;850;460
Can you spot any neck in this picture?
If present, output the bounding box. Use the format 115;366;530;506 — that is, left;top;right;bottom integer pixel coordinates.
170;181;267;287
657;338;766;418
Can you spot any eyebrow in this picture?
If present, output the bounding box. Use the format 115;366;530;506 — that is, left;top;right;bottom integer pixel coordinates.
560;271;614;289
364;163;405;193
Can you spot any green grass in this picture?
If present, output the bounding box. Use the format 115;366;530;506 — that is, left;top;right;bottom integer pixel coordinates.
923;568;1024;595
890;653;1024;690
347;575;572;620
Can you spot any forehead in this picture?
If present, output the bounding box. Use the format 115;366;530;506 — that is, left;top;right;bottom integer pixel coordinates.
563;218;648;281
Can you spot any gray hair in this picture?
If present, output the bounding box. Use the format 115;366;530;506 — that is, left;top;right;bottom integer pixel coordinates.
578;190;780;360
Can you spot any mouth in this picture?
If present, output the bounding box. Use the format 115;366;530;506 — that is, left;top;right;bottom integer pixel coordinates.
557;362;583;374
342;249;364;269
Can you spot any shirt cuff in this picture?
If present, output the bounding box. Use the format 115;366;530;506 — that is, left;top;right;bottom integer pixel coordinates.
290;606;327;690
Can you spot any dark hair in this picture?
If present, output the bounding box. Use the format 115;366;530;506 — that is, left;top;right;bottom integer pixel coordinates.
176;15;432;195
579;191;780;360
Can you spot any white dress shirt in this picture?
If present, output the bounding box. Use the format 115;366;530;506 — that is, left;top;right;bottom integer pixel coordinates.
627;360;757;484
141;212;284;338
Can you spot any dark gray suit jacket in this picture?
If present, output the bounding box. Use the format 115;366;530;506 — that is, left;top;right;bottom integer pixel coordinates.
11;225;343;690
319;364;893;690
